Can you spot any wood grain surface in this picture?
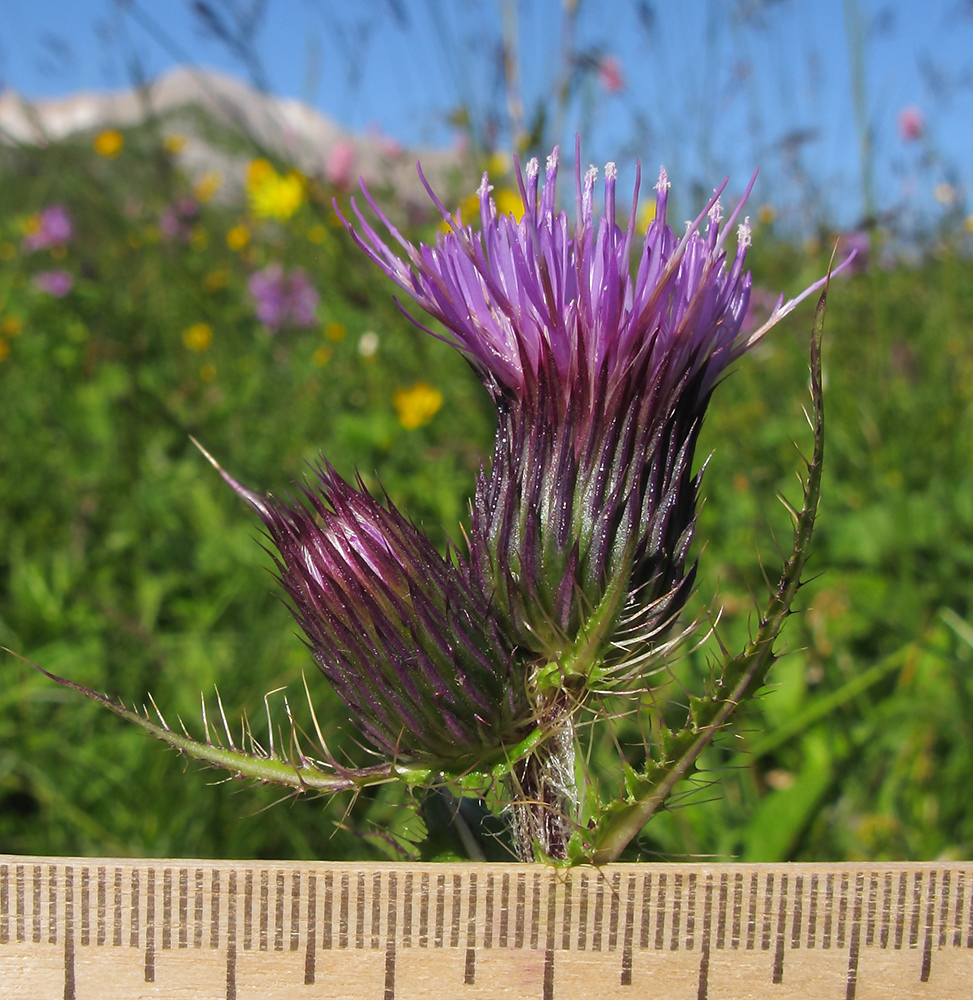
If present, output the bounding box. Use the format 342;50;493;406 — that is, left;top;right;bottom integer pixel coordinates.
1;857;971;999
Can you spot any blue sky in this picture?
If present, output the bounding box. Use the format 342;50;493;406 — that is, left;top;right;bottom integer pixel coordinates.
0;0;971;230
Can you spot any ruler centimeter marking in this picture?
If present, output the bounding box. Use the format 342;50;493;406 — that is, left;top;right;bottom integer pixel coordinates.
1;858;972;999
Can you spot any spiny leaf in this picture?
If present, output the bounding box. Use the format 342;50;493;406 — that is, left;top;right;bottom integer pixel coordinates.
13;651;397;794
574;273;833;866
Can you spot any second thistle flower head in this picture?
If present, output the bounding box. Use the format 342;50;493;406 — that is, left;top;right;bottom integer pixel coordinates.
204;455;528;765
344;142;838;689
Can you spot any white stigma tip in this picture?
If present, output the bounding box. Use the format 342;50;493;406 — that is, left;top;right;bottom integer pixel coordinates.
708;198;723;224
585;165;599;186
526;157;539;180
546;149;558;173
605;161;617;180
477;175;493;199
738;217;752;248
655;167;671;193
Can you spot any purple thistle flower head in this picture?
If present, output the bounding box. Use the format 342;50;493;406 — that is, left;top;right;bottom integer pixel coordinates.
342;141;847;675
202;450;529;764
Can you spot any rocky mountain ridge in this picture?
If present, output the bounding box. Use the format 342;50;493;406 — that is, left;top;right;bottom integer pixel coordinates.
0;66;461;204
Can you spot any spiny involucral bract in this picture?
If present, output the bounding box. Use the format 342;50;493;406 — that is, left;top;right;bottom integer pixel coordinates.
210;460;531;768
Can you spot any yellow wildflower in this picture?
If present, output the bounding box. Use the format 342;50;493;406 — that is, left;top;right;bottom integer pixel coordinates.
190;225;209;251
94;129;124;158
445;186;524;233
493;187;525;222
307;223;327;244
194;171;223;203
635;200;656;234
164;133;187;154
183;322;213;352
247;158;274;187
393;381;444;430
204;269;229;292
312;345;333;367
200;363;217;382
486;152;512;177
2;316;23;337
0;339;8;361
440;191;479;233
246;159;305;220
758;203;776;225
324;320;346;342
226;223;251;251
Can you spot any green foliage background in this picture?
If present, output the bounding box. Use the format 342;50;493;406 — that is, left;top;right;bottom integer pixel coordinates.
1;119;971;864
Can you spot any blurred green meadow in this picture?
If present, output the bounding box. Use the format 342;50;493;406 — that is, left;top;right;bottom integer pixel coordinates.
1;115;972;865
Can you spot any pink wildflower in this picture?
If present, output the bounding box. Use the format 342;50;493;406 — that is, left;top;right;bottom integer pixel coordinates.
598;54;625;94
32;270;74;297
325;141;356;188
898;106;924;142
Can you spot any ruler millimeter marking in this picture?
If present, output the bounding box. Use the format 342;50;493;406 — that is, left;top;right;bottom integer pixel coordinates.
1;858;971;999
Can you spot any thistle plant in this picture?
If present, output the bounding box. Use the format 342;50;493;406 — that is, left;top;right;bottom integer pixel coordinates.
36;141;849;864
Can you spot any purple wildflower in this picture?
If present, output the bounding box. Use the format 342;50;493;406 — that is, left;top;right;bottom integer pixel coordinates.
249;264;286;328
32;269;74;297
286;269;320;326
248;264;320;331
838;230;870;275
342;143;843;670
23;204;73;252
159;197;199;242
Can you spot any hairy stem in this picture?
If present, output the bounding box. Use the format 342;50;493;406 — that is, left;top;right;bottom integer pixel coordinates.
507;709;576;861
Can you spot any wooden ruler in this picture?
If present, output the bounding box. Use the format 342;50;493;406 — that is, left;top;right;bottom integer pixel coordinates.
1;857;971;999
